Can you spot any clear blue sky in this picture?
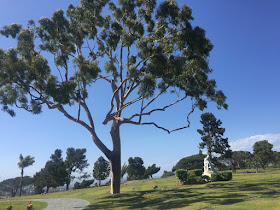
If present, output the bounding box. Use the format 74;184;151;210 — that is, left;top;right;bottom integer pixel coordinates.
0;0;280;181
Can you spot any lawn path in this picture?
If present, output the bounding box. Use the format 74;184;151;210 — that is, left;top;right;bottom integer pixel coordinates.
32;198;89;210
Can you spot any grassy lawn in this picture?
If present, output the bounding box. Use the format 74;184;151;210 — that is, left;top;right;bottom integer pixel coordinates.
0;200;48;210
3;168;280;209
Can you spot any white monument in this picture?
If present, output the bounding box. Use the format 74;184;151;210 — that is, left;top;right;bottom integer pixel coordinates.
203;155;217;177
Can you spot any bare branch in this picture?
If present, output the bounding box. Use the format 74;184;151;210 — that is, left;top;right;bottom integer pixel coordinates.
98;74;112;83
121;101;198;134
142;85;170;111
122;120;171;133
127;95;187;121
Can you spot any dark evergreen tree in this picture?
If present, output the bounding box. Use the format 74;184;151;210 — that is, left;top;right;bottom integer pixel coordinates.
127;157;146;180
65;147;89;190
33;149;68;193
93;156;110;186
0;0;227;193
197;113;231;159
144;164;160;179
172;153;206;172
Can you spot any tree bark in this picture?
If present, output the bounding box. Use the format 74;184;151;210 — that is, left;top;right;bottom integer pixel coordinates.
19;168;23;196
109;122;121;194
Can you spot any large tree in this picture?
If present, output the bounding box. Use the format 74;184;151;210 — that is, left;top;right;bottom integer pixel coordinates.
0;0;227;193
93;156;110;186
144;164;160;179
227;151;251;173
17;154;35;196
197;113;230;159
253;140;274;170
65;147;89;190
127;157;146;180
33;149;68;193
172;153;205;172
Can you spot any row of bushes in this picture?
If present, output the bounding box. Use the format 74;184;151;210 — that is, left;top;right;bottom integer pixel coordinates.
176;169;232;184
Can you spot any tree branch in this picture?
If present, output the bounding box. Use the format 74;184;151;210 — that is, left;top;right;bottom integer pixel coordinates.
121;100;198;134
127;95;187;121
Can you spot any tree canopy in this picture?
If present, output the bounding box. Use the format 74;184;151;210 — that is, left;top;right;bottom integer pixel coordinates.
93;156;110;186
172;153;205;172
144;164;160;179
127;157;146;180
33;149;68;193
0;0;227;193
65;147;89;190
253;140;274;170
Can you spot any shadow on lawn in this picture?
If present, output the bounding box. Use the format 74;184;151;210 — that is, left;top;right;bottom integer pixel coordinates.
84;188;247;210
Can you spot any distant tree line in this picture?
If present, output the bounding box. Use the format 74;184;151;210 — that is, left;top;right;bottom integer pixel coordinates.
0;149;161;197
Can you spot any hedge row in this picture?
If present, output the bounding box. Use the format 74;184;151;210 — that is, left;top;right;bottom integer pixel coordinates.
176;169;232;184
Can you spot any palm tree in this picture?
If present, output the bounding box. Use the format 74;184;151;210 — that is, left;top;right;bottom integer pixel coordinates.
18;154;35;196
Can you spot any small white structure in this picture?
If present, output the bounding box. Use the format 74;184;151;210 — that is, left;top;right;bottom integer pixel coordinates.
203;155;217;177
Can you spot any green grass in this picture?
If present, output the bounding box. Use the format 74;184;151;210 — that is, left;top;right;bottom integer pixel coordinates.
0;200;47;210
4;168;280;209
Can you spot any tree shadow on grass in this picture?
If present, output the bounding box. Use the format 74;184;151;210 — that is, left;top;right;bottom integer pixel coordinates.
84;188;247;210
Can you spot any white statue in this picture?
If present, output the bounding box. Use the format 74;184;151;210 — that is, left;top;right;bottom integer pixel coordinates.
203;155;217;177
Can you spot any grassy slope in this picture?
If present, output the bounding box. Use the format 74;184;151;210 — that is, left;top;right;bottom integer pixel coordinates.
4;168;280;209
0;201;48;210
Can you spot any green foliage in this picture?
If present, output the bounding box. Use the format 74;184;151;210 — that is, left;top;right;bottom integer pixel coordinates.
175;169;188;184
188;169;203;177
253;140;274;169
65;148;89;189
73;179;94;189
0;0;228;194
127;157;146;180
18;154;35;170
227;151;252;172
210;172;232;181
0;0;227;117
172;153;205;172
197;112;231;158
33;149;68;193
144;164;161;179
161;170;174;178
93;156;110;185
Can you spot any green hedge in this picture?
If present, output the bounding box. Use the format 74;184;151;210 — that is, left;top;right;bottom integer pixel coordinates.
188;169;203;177
176;169;188;184
211;172;232;181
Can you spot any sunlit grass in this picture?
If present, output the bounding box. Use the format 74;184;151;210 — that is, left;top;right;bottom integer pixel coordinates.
4;168;280;209
0;200;47;210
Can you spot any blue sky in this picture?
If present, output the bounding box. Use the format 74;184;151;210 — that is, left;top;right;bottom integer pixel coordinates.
0;0;280;182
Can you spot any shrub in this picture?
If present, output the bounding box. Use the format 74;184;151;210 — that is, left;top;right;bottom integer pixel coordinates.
182;169;202;184
210;172;232;181
188;169;203;177
220;172;232;181
176;169;188;184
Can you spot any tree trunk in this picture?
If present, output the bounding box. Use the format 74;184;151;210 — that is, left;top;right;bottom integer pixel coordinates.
256;165;258;173
46;186;50;193
99;180;101;186
109;123;121;194
19;168;23;196
66;183;70;191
